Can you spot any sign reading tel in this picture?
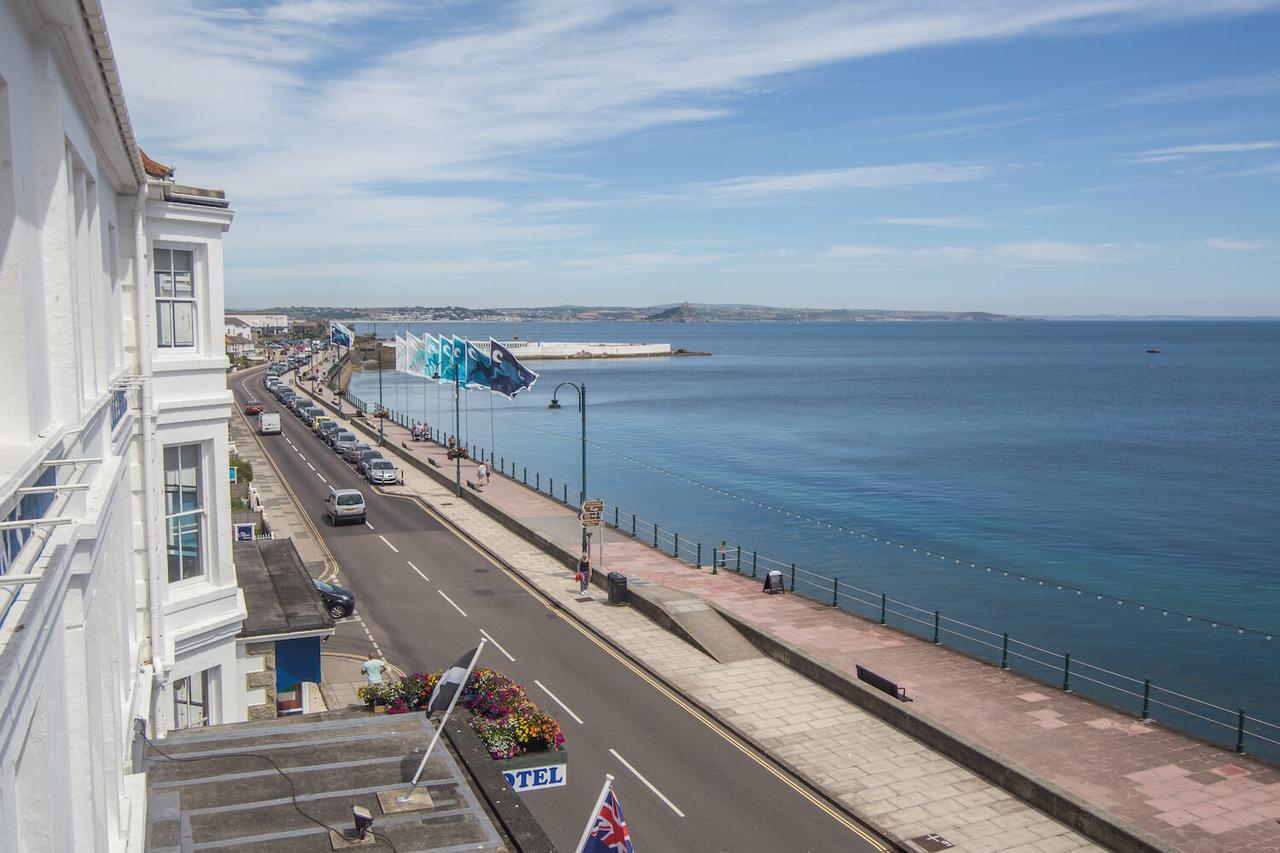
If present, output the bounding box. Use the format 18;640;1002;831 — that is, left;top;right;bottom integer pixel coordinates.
502;763;567;791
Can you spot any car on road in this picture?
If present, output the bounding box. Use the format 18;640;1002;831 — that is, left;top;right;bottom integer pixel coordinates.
313;418;337;438
356;451;384;478
312;577;355;619
341;442;371;464
301;407;324;424
323;488;366;525
243;399;263;415
364;458;399;485
264;376;279;391
330;430;357;452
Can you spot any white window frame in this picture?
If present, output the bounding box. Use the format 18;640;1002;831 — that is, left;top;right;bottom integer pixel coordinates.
154;245;197;349
163;443;206;583
172;668;214;729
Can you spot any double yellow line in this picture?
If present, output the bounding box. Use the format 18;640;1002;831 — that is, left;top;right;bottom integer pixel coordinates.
387;490;890;851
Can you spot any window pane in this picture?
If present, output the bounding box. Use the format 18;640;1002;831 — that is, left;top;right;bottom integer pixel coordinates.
172;301;195;347
156;272;173;298
157;303;174;346
172;250;192;273
154;248;171;270
173;272;193;300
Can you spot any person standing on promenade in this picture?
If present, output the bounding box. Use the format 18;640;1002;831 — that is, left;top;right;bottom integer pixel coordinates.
361;652;385;687
476;461;487;489
577;549;591;594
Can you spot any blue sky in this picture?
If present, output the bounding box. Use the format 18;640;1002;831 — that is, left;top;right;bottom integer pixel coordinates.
108;1;1280;315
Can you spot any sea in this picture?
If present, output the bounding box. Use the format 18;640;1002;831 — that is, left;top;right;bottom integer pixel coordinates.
348;320;1280;755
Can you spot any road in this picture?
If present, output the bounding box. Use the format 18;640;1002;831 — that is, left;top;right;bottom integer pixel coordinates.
234;365;886;853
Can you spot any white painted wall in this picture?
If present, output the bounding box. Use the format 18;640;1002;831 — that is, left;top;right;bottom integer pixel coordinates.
0;2;244;851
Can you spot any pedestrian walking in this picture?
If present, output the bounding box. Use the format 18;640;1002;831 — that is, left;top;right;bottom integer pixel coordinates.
476;462;487;488
576;550;591;594
361;652;385;687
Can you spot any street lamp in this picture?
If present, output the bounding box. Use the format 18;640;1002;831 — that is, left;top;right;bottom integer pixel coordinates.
377;334;385;446
550;379;588;504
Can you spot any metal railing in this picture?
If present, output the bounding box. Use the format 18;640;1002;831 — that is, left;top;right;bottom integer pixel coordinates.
344;390;1280;758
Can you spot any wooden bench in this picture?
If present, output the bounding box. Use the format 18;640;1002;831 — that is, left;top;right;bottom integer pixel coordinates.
428;457;441;468
856;665;913;702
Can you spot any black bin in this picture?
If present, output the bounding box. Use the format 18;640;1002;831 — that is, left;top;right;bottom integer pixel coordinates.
606;571;628;605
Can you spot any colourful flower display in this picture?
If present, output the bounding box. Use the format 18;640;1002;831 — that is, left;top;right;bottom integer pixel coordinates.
372;667;565;759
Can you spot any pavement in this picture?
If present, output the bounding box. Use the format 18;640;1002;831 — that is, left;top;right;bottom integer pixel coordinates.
231;364;889;853
352;393;1280;853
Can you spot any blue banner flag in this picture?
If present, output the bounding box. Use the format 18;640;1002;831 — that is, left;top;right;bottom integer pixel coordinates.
488;339;539;399
464;340;493;390
329;321;353;348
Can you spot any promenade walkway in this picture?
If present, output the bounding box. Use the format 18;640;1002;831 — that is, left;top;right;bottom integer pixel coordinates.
338;405;1280;853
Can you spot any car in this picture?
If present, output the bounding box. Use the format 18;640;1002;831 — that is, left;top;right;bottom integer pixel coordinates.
330;430;357;451
263;376;279;391
243;399;263;415
301;407;324;424
313;418;337;437
342;442;371;464
364;458;399;485
356;451;384;477
323;488;366;525
312;577;355;619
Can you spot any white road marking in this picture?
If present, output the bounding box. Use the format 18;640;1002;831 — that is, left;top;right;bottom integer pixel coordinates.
355;614;382;656
285;437;293;446
317;472;327;483
365;521;375;530
534;679;584;725
479;629;515;662
406;560;429;582
610;749;685;817
378;535;399;553
306;462;315;471
437;589;467;617
299;454;307;462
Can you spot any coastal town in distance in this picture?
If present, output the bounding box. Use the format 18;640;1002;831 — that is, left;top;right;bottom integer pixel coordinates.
3;1;1277;852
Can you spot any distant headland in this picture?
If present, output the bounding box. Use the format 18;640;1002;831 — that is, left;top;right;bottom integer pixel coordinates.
228;301;1022;323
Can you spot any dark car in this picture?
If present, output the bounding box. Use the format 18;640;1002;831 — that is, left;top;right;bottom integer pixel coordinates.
244;399;263;415
312;577;354;619
356;451;384;477
342;442;371;463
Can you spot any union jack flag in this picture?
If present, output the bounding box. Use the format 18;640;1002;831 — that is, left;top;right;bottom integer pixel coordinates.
582;787;633;853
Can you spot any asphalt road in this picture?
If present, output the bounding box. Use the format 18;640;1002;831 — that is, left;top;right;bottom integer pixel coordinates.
234;366;886;853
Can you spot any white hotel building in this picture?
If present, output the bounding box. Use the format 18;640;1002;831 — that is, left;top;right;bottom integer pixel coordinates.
1;0;248;849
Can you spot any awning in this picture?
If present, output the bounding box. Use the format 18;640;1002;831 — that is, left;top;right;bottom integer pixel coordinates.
275;636;322;691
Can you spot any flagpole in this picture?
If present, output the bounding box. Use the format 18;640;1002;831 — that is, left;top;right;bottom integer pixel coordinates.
400;638;487;799
454;342;462;497
573;774;615;853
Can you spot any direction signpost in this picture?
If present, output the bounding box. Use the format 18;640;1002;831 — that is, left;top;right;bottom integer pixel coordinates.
580;500;604;573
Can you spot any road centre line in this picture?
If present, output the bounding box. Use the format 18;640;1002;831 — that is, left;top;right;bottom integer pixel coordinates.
365;521;375;530
306;462;315;471
437;589;468;618
406;560;429;582
534;679;584;725
609;748;685;818
298;454;306;462
317;472;327;483
478;629;515;662
378;535;399;553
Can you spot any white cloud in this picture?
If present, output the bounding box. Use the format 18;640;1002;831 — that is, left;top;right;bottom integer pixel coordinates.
820;240;1145;267
1133;141;1280;162
1196;238;1268;251
561;252;726;271
700;163;990;200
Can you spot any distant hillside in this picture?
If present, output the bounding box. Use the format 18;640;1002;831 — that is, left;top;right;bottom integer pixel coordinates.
230;303;1022;322
644;302;703;322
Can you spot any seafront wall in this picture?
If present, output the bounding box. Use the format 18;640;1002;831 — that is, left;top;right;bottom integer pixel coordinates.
481;340;674;359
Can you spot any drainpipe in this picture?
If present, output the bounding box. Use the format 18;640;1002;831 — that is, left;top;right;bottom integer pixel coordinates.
132;187;168;735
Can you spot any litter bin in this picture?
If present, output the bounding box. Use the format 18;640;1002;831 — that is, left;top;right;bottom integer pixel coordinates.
606;571;628;605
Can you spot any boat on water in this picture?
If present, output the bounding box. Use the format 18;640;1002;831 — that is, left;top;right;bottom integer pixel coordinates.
1146;348;1160;353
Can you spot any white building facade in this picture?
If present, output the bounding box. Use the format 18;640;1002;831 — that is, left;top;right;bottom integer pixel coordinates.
225;312;288;334
0;1;246;850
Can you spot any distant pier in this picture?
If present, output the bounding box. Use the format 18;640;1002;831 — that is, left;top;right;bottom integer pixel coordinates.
478;340;709;360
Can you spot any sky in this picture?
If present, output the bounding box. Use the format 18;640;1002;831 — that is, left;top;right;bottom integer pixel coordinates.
107;0;1280;315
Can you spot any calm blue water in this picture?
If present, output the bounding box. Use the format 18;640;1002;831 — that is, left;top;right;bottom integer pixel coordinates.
350;321;1280;752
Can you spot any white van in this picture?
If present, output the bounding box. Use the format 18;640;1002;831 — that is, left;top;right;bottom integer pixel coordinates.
258;412;281;435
